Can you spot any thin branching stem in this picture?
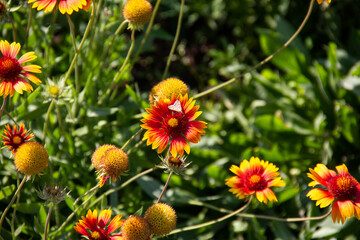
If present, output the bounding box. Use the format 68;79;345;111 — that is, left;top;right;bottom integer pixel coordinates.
44;202;53;240
0;177;27;233
169;195;253;235
156;171;172;203
193;0;315;99
162;0;185;79
121;128;143;150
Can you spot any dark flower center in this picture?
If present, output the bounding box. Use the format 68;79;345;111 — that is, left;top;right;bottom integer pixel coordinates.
328;175;358;201
0;57;22;80
163;112;187;137
245;174;267;191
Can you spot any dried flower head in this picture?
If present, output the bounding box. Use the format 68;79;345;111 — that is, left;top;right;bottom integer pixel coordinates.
307;163;360;223
2;123;34;155
38;184;70;205
144;203;176;236
149;78;189;105
225;156;285;204
91;144;117;171
159;155;191;175
0;40;41;98
123;0;152;30
121;215;151;240
97;148;129;187
14;142;49;176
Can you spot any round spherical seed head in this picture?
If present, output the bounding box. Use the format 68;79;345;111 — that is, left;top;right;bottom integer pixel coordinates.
149;78;189;104
91;144;116;171
101;148;129;177
144;203;177;236
123;0;152;27
14;142;49;176
121;215;151;240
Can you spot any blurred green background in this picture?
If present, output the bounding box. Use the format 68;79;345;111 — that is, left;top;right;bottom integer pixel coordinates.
1;0;360;239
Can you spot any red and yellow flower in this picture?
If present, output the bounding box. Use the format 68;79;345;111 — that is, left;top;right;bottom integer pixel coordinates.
225;156;285;204
141;94;206;157
0;40;41;98
317;0;331;4
74;209;124;240
307;163;360;223
28;0;91;15
2;123;34;155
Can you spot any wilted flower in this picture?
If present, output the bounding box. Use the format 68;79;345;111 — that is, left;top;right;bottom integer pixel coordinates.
158;155;191;175
38;184;70;205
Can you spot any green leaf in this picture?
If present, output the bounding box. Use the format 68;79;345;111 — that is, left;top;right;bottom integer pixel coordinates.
254;114;292;132
16;203;42;214
136;175;164;200
0;185;15;200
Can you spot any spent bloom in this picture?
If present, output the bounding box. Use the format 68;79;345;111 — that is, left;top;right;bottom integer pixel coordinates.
144;203;176;236
123;0;152;30
2;123;34;155
121;215;151;240
149;78;189;105
141;94;207;157
28;0;91;15
0;40;41;98
307;163;360;223
14;142;49;177
97;148;129;188
158;155;191;175
91;144;117;171
38;184;70;205
225;156;285;204
74;209;124;240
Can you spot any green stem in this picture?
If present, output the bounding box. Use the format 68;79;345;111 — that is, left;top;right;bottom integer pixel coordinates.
72;183;100;208
89;167;157;208
0;177;27;233
10;173;20;240
121;128;143;150
162;0;185;79
134;0;162;58
43;100;56;143
113;29;136;83
156;171;172;203
0;97;6;121
53;184;99;237
44;202;53;240
63;2;96;83
66;14;79;95
24;6;33;48
169;195;253;235
8;14;16;42
193;0;315;99
55;102;65;141
183;199;332;222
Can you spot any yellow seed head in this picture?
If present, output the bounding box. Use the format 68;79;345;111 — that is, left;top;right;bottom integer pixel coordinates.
14;142;49;176
101;148;129;178
149;78;189;104
121;215;151;240
91;144;116;170
144;203;177;236
123;0;152;28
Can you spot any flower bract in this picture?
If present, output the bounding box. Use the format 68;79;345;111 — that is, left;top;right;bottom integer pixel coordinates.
141;94;207;157
225;156;285;204
307;163;360;223
28;0;91;15
74;209;124;240
2;123;34;155
0;40;41;98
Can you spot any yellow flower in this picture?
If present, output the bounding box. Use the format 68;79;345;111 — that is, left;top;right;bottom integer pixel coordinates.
144;203;176;236
149;78;189;105
14;142;49;176
123;0;152;30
